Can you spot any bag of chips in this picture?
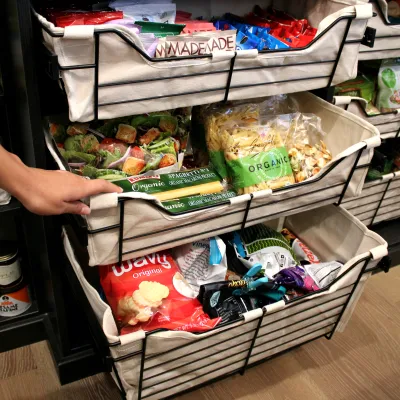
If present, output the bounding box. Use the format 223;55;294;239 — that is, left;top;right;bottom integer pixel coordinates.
99;251;221;334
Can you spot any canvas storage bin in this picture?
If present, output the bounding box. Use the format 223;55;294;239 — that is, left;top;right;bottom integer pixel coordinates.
334;96;400;139
45;92;380;266
34;0;373;122
359;1;400;60
343;171;400;225
62;204;387;400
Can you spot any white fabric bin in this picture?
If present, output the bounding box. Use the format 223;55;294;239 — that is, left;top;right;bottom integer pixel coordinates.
45;92;380;266
359;2;400;60
343;171;400;225
62;204;387;400
34;1;373;122
333;96;400;139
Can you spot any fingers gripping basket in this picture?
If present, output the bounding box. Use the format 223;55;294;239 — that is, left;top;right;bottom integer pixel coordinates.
61;92;379;266
63;204;387;400
34;1;373;122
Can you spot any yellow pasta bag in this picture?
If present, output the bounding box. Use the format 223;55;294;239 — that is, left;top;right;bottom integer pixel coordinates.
204;103;260;179
222;124;295;195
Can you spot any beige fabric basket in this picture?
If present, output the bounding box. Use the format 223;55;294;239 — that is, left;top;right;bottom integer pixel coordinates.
35;1;372;122
63;204;387;400
58;92;379;266
359;2;400;60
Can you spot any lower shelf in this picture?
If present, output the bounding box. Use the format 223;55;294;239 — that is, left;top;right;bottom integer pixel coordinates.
0;300;39;328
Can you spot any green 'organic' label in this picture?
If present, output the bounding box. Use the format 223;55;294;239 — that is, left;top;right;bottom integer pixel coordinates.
113;167;220;194
209;150;228;179
161;190;237;213
226;147;293;190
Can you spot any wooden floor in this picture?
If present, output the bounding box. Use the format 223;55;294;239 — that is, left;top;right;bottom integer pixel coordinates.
1;268;400;400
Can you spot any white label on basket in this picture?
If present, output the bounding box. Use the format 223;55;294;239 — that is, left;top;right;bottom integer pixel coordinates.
305;261;342;289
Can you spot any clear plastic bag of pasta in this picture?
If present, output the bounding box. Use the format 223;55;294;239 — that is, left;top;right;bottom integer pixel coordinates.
221;123;295;195
204;102;260;180
270;113;333;183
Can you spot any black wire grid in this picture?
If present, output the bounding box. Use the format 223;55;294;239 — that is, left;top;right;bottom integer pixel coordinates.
63;240;389;400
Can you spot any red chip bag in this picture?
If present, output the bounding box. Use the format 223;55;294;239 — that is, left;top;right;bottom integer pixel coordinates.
99;251;221;335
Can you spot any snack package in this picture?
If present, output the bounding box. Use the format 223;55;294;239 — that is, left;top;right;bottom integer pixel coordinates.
281;228;320;264
203;95;297;181
204;102;260;180
56;108;190;180
334;74;380;116
112;3;176;24
388;0;400;23
99;251;221;334
274;261;342;292
161;190;237;213
221;123;295;194
48;10;123;27
173;237;228;296
112;167;224;200
271;113;333;183
376;59;400;113
231;224;298;279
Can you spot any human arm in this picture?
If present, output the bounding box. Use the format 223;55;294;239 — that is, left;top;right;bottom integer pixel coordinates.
0;145;122;215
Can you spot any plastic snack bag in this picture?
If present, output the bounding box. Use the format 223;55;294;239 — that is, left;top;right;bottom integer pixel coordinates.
231;224;298;279
270;113;333;183
221;122;295;194
204;102;260;180
173;237;228;296
99;251;221;334
281;228;320;264
376;58;400;113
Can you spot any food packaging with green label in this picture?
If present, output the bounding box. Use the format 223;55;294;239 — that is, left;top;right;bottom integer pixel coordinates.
376;58;400;113
221;124;295;195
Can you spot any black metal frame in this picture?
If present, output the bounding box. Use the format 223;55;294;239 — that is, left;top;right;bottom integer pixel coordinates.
62;238;388;400
36;10;372;123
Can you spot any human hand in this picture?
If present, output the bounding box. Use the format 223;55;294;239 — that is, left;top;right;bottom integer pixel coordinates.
16;168;123;216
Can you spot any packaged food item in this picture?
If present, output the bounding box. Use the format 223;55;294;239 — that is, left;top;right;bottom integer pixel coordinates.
135;21;185;37
173;237;228;296
274;261;342;292
0;241;21;287
0;277;32;318
231;224;298;279
203;96;297;180
99;251;220;333
221;122;295;194
51;11;123;28
198;281;259;323
271;113;332;183
376;58;400;113
55;107;190;180
334;74;380;116
161;190;236;213
281;228;320;264
112;167;224;200
112;3;176;24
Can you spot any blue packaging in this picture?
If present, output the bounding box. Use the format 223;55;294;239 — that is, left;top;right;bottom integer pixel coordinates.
236;30;264;51
261;32;290;50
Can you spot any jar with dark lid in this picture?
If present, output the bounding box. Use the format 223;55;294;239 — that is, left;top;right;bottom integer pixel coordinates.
0;241;21;287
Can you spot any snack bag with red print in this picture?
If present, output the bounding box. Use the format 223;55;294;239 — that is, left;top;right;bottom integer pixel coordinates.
99;251;221;335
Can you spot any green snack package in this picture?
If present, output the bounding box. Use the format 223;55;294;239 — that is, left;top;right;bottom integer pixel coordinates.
334;74;380;116
232;224;299;278
161;190;237;213
134;21;185;37
376;58;400;113
112;167;224;201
